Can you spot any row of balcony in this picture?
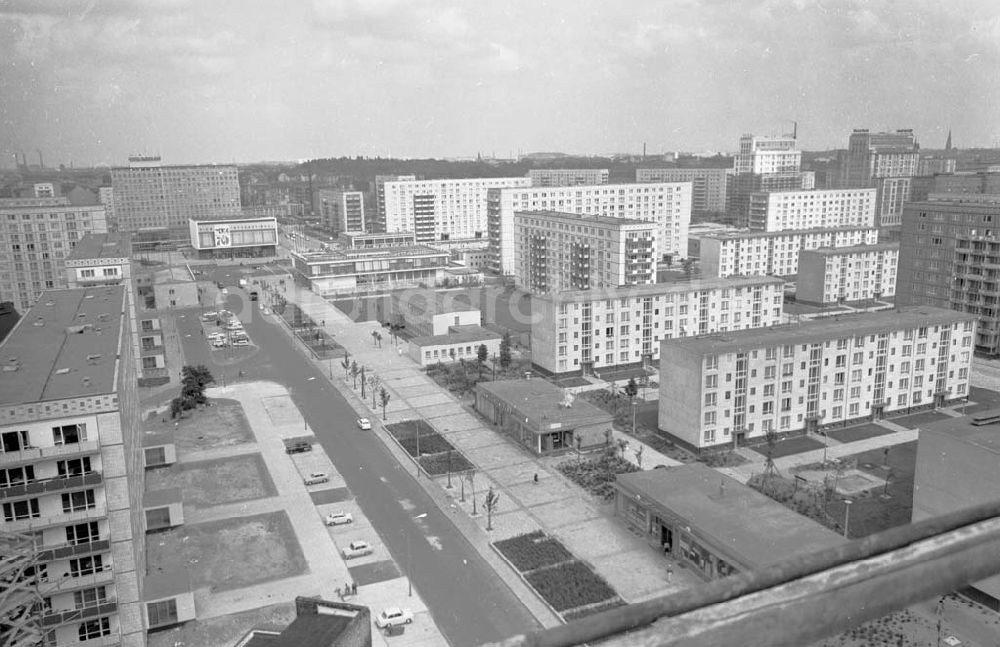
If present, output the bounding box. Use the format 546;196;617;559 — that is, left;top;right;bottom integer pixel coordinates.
41;599;118;628
0;471;103;501
0;441;101;466
4;506;109;533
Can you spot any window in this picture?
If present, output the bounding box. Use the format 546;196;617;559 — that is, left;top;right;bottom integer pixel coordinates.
0;465;35;486
705;375;717;389
70;555;104;577
704;411;717;426
897;394;908;406
706;355;718;370
78;617;110;641
782;362;793;376
703;428;716;444
3;499;40;521
66;522;100;545
57;457;91;477
851;369;863;382
763;384;775;397
781;397;792;412
704;393;717;407
52;423;87;445
849;402;860;416
850;386;862;399
147;599;179;627
764;365;776;379
74;586;107;608
62;489;96;513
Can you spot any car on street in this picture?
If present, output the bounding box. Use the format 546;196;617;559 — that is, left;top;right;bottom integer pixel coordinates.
233;339;250;347
342;540;373;559
285;441;312;454
374;607;413;628
303;472;329;485
261;308;271;316
325;512;353;526
356;418;372;430
221;288;228;295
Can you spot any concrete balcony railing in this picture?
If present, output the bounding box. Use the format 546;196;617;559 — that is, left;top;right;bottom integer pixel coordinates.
3;505;108;533
43;567;115;595
0;471;102;501
36;537;111;563
41;598;118;628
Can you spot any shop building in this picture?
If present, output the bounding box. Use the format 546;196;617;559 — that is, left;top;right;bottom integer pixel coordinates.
187;216;278;259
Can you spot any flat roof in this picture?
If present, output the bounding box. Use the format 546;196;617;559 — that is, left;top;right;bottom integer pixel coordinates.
617;464;847;568
0;287;125;406
189;215;276;223
514;210;652;227
700;226;877;241
268;615;353;646
920;411;1000;454
801;242;899;256
295;244;447;262
144;568;192;600
393;289;477;315
144;487;182;508
150;266;194;284
476;379;612;431
66;233;131;261
662;306;977;356
534;275;786;304
410;326;500;347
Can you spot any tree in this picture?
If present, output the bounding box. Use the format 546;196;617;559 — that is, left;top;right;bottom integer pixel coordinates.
182;365;214;392
604;428;612;447
624;377;638;402
341;352;351;378
350;360;360;389
379;387;391;420
169;397;186;419
617;438;628;458
476;344;488;378
468;471;478;515
371;329;379;346
635;445;644;469
375;332;382;348
368;374;381;407
762;430;780;492
499;332;512;370
484;486;501;531
360;366;367;399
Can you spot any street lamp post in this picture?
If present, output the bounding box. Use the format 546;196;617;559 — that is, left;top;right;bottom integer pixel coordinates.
843;499;853;538
407;513;428;596
631;400;637;435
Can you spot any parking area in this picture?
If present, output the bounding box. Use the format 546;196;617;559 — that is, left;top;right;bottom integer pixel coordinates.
200;309;254;350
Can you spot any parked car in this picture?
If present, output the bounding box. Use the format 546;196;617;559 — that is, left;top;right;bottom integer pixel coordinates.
261;307;271;316
250;291;259;301
356;418;372;430
233;339;250;347
374;607;413;628
285;441;312;454
303;472;329;485
342;540;373;559
325;512;353;526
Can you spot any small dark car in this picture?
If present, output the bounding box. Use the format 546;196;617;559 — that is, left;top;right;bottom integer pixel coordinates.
284;441;312;454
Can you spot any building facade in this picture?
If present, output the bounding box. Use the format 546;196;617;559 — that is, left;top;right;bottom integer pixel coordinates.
110;156;240;233
726;133;814;226
734;134;801;175
916;157;957;176
531;276;785;376
488;182;692;276
383;177;531;243
314;189;365;235
528;168;610;187
897;195;1000;355
699;227;879;278
746;188;877;231
408;325;501;367
0;286;147;646
658;307;976;451
512;211;657;294
373;174;416;234
796;242;899;306
636;167;729;214
840;129;920;228
291;245;450;297
337;231;416;249
0;197;109;314
909;171;1000;202
187;217;278;259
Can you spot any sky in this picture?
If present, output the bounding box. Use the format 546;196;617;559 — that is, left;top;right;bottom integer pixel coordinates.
1;0;999;167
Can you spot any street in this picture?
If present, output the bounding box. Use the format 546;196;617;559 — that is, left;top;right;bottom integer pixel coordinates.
169;271;540;646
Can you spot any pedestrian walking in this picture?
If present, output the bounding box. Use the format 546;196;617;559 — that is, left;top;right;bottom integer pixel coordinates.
667;565;674;583
533;473;539;484
352;582;357;595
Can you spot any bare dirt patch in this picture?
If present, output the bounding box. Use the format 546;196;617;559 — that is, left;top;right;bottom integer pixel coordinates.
146;512;306;592
145;398;254;453
144;454;276;507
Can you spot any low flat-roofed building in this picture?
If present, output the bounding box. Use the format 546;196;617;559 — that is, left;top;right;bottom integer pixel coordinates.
143;568;196;632
389;288;480;337
408;324;501;367
615;463;847;580
291;245;450;297
796;242;899;306
913;413;1000;610
474;379;613;454
140;266;200;309
188;216;278;259
337;231;416;250
64;232;133;288
233;597;371;647
0;285;147;646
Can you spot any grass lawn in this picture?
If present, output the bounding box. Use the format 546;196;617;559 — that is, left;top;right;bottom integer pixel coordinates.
146;398;253;453
826;441;916;538
765;435;825;459
145;454;277;507
146;512;306;592
888;409;953;429
826;423;896;444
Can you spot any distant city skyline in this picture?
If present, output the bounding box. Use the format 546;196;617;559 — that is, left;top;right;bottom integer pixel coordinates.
1;0;998;167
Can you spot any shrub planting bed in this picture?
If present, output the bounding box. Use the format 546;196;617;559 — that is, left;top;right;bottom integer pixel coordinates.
494;531;575;572
400;433;454;457
557;450;640;501
386;419;436;441
525;561;618;612
419;451;474;476
562;598;627;622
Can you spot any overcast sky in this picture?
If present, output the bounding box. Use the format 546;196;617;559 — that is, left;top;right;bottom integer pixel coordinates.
1;0;998;167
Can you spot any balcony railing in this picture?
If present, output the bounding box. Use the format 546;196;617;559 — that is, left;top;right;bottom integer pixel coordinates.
3;505;108;533
0;471;102;500
37;538;111;562
41;599;118;627
42;568;115;595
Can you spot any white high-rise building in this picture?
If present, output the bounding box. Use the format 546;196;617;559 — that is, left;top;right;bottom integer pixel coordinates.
795;242;899;305
488;182;692;275
734;134;801;174
528;169;609;187
747;188;877;231
699;227;879;278
382;177;531;243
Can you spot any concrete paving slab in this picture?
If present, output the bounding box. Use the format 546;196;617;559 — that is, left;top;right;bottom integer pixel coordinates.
348;559;401;586
393;375;437;388
394;383;447;398
590;550;673;602
473;509;543;541
261;396;303;427
429;413;486;434
487;462;553;487
552;517;645;561
505;481;568;508
407;393;456;408
443;428;509;450
528;497;603;528
310;487;353;505
469;443;535;470
418;403;467;420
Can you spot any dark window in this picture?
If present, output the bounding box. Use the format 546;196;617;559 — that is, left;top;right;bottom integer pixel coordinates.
66;522;100;545
57;457;91;477
78;617;110;640
3;499;40;521
69;555;104;577
62;489;96;513
147;599;179;627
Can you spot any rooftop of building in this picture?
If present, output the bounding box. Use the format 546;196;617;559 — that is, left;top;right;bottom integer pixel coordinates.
392;289;477;315
617;463;847;568
662;306;977;356
66;233;132;261
0;287;125;406
188;215;277;223
144;487;182;508
144;568;193;601
410;324;501;347
534;275;786;305
919;410;1000;454
148;266;194;284
513;210;653;227
476;379;612;432
753;187;877;200
923;194;1000;205
294;245;448;262
801;242;900;256
699;226;878;241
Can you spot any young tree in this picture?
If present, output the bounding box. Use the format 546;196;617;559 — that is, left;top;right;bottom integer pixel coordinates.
624;377;639;403
617;438;628;458
379;387;391;420
371;329;379;346
368;374;381;407
499;332;512;370
476;344;488;378
350;360;360;389
635;445;644;469
467;471;478;514
484;486;501;531
341;352;351;378
169;397;186;419
360;366;367;399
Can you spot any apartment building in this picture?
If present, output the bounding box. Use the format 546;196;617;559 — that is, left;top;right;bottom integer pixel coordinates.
488;182;692;276
796;242;899;306
513;211;656;294
291;245;450;297
699;227;878;278
0;286;147;646
373;174;416;233
916;157;957;176
0;197;109;314
734;134;801;174
636;167;729;214
97;188;115;232
528;169;609;187
110;156;240;233
747;188;877;231
383;177;530;243
658;306;976;452
314;189;365;235
840;129;920;228
910;171;1000;202
727;133;814;226
897;195;1000;355
531;276;785;376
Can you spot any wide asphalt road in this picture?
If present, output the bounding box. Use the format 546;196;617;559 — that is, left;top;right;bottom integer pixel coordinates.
170;283;540;645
